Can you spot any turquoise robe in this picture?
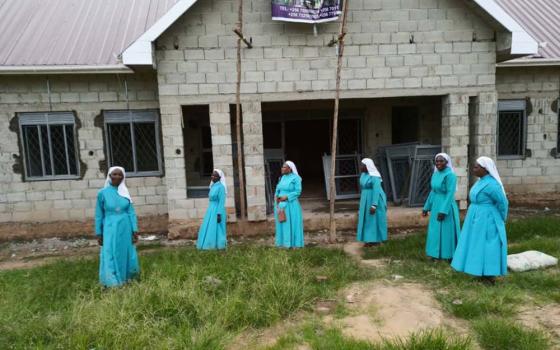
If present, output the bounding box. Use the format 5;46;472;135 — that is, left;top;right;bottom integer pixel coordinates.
356;173;388;243
197;182;227;250
423;168;461;259
95;186;140;287
451;175;509;276
274;173;304;248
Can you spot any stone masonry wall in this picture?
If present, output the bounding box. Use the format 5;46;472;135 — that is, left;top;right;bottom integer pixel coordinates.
0;73;167;238
496;67;560;194
155;0;499;221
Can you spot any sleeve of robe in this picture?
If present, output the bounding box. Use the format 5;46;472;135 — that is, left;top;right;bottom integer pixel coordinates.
423;183;434;212
488;183;509;222
287;176;302;202
127;200;139;232
371;177;381;207
218;185;226;213
95;191;104;236
438;173;457;215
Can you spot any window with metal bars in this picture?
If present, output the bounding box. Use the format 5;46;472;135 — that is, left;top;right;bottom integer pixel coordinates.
18;112;80;181
103;110;162;177
497;100;527;159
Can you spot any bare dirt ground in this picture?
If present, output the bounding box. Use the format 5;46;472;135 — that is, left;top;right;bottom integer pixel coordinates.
517;304;560;348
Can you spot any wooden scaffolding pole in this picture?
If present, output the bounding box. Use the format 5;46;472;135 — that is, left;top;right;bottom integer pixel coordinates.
235;0;247;220
328;0;349;243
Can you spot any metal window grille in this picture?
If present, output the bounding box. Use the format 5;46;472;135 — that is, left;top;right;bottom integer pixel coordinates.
497;100;526;158
18;112;79;180
104;110;162;177
200;126;213;176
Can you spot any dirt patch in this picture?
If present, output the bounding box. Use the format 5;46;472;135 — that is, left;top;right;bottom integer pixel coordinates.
517;304;560;346
325;282;469;343
227;315;306;350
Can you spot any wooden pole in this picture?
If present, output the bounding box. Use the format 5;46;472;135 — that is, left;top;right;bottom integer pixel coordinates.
328;0;349;243
235;0;247;220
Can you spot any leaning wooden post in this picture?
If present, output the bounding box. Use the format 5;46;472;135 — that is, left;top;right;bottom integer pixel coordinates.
328;0;349;243
235;0;247;220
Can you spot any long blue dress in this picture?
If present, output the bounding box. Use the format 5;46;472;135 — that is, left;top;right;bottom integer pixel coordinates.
196;181;227;250
423;167;461;259
95;186;140;287
356;173;388;243
275;173;304;248
451;175;509;276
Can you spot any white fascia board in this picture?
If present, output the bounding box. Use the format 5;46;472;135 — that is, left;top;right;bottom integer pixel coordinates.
472;0;539;55
122;0;198;67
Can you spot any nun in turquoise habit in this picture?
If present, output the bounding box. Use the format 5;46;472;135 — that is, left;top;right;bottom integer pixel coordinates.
95;166;140;288
197;169;227;250
275;161;304;248
356;158;388;246
451;157;509;284
422;153;461;260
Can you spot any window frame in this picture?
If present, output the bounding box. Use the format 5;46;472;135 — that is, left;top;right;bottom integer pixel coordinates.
103;109;163;177
18;111;81;181
497;99;528;160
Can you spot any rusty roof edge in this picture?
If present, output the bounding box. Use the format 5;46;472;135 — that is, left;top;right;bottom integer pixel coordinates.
0;64;134;75
497;58;560;67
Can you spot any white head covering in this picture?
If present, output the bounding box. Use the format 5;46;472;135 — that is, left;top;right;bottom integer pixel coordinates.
104;166;132;202
476;156;506;194
210;169;228;194
285;161;299;176
434;153;454;173
361;158;381;178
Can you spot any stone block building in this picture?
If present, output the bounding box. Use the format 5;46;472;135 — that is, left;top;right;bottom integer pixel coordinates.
0;0;558;239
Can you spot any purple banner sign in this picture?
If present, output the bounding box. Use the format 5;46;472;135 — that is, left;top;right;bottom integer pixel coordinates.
272;0;342;23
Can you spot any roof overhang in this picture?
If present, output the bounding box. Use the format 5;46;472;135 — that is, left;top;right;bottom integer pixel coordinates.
0;65;134;75
471;0;539;56
497;58;560;67
122;0;198;66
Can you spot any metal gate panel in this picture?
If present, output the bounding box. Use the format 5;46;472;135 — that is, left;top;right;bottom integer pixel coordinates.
385;144;417;204
322;154;361;200
408;145;441;207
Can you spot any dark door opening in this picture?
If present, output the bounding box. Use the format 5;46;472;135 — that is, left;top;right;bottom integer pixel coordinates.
392;106;419;144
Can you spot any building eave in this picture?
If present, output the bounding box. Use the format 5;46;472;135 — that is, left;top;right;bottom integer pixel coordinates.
0;65;134;75
122;0;199;67
497;58;560;67
471;0;539;56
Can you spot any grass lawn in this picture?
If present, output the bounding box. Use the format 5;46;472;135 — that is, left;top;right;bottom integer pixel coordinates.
0;216;559;349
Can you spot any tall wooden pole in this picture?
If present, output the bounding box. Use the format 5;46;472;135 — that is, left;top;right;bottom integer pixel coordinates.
329;0;349;243
235;0;247;220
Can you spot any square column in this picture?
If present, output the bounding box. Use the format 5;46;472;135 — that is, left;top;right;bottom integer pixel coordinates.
242;101;267;221
210;103;237;222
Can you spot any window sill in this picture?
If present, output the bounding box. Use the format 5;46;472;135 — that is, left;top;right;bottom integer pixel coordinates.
25;175;81;182
126;172;164;178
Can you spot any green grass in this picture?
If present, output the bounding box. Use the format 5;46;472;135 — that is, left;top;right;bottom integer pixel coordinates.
267;323;472;350
0;246;370;349
473;318;551;350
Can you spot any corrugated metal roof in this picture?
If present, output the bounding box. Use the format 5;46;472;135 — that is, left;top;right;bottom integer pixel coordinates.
0;0;179;67
495;0;560;59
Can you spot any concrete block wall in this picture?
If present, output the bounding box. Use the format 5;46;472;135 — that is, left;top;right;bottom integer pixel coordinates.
0;73;167;234
156;0;497;101
496;67;560;194
442;93;470;208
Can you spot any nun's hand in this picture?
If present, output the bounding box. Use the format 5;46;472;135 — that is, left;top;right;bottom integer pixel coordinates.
422;211;428;217
217;214;222;223
437;213;446;221
280;196;288;202
97;236;103;246
132;233;139;244
369;206;376;215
